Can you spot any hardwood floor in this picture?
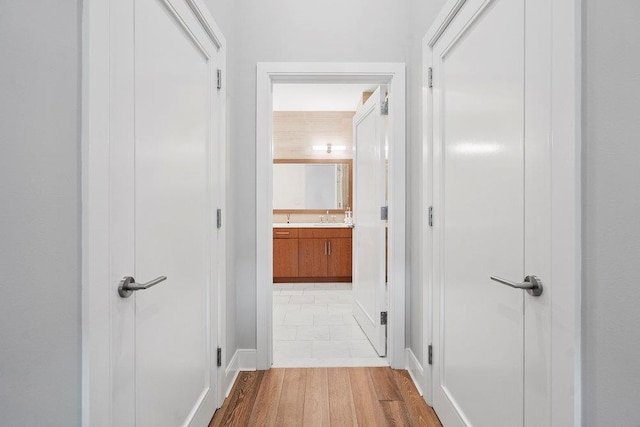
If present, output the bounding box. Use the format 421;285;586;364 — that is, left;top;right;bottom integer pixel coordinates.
210;367;442;426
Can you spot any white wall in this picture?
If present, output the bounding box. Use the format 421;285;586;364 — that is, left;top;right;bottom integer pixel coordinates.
406;0;446;366
0;1;81;425
582;0;640;424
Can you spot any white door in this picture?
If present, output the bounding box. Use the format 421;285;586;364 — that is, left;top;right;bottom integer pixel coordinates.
430;0;550;425
352;86;388;357
109;1;225;426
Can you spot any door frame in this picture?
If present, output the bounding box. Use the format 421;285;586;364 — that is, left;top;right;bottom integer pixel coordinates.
81;0;228;425
256;62;406;369
422;0;581;425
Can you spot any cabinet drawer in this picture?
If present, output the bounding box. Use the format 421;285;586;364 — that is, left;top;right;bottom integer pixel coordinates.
298;228;352;238
273;228;299;239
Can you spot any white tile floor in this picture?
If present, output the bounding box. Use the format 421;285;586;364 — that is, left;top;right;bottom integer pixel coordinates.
272;283;388;368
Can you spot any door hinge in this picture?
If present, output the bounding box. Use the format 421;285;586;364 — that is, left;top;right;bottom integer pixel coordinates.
217;69;222;90
381;98;389;115
428;344;433;365
217;347;222;367
380;311;388;325
217;208;222;229
381;206;388;221
428;206;433;227
428;67;433;88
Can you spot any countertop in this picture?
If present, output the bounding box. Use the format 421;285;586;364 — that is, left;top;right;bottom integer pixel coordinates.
273;223;354;228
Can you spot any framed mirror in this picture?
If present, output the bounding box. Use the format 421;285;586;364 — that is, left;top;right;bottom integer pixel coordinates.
273;159;352;213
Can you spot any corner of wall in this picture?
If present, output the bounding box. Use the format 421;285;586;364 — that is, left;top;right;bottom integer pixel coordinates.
221;349;257;400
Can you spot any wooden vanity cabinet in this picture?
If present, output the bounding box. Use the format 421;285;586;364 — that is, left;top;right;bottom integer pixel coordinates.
273;227;352;282
298;239;328;277
273;228;299;279
327;237;352;278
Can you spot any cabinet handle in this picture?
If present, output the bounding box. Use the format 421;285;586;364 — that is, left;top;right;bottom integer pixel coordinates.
328;240;331;255
275;231;289;235
325;240;328;255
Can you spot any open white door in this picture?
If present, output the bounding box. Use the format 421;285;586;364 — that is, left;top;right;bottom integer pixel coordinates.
106;1;225;426
352;86;388;357
429;0;552;425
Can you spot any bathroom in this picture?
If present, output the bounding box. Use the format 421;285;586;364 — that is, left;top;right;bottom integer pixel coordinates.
270;83;389;367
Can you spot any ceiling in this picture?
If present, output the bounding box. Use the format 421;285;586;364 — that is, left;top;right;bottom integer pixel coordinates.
272;83;378;111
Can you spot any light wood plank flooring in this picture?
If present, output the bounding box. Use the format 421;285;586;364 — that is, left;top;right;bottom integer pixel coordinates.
210;367;442;426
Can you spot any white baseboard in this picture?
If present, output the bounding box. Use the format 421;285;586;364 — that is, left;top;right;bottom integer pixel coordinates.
237;349;257;371
222;350;240;399
405;348;425;396
222;349;257;399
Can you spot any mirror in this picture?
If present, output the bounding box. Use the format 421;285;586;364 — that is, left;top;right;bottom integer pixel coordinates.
273;159;352;212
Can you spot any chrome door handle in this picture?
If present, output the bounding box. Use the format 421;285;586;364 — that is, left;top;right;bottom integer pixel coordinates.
489;275;543;297
118;275;167;298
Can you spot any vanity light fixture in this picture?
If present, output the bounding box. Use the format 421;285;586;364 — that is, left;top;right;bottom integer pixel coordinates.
312;144;347;153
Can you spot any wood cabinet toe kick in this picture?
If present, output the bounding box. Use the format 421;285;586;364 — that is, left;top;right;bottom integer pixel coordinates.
273;227;352;282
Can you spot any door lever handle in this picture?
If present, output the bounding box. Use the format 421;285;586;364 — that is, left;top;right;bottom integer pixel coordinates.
489;275;543;297
118;275;167;298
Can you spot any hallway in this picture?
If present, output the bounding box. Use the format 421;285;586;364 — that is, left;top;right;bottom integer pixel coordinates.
6;0;631;425
210;367;441;426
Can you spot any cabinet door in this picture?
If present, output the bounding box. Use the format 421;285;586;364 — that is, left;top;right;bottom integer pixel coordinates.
327;238;352;278
298;238;328;278
273;238;299;278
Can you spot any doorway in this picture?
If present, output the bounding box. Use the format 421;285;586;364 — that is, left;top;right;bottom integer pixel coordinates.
256;63;406;370
270;83;388;367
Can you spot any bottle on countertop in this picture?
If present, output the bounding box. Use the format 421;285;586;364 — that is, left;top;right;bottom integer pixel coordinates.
344;207;353;226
